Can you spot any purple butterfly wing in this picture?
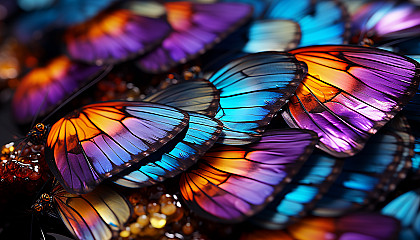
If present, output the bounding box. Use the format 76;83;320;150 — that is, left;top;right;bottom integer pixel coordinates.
65;8;171;65
136;2;252;73
45;101;189;194
180;129;317;222
351;2;420;45
12;55;112;124
284;45;420;157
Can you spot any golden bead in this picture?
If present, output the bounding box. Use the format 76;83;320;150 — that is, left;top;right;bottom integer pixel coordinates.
150;213;167;229
143;225;160;237
168;207;184;222
161;201;177;216
119;230;130;238
137;214;149;227
147;202;160;214
159;194;173;204
134;204;146;216
182;222;194;235
129;222;142;235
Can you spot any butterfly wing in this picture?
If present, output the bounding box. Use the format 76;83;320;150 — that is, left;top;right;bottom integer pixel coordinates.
283;45;420;157
242;20;301;53
414;136;420;176
265;0;350;47
17;0;54;11
142;79;220;117
113;112;222;188
52;183;131;240
241;213;400;240
12;56;112;124
180;129;318;222
404;76;420;175
382;188;420;240
312;116;413;217
208;51;307;145
111;78;222;187
65;8;171;65
13;0;118;43
45;101;189;194
136;1;252;73
222;0;269;18
252;150;344;229
351;2;420;45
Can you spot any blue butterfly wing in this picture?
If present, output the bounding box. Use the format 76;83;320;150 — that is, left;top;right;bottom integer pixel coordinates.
14;8;58;43
312;116;413;217
265;0;350;46
382;188;420;240
112;77;223;187
243;20;301;53
113;112;222;188
251;149;344;229
403;83;420;176
14;0;117;43
47;0;118;26
208;51;307;145
404;83;420;123
142;80;220;117
18;0;54;11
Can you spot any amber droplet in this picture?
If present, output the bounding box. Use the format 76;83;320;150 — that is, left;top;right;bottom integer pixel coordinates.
147;202;160;214
183;71;193;80
137;214;149;227
144;225;161;237
159;194;173;204
169;207;184;222
150;213;167;229
161;201;177;216
119;228;130;238
129;222;142;235
134;204;146;216
182;222;194;235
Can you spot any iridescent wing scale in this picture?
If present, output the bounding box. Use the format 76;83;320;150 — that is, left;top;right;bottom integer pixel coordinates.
45;101;189;194
283;45;420;157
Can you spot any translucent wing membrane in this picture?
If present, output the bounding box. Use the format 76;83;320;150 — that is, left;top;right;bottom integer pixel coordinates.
13;0;118;43
242;20;301;53
12;55;112;124
142;80;220;117
51;182;131;240
45;101;189;194
283;45;420;157
136;1;252;73
312;116;414;217
208;51;307;145
265;0;350;47
382;188;420;240
113;112;222;188
252;150;344;229
65;8;171;65
180;129;318;222
351;2;420;46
